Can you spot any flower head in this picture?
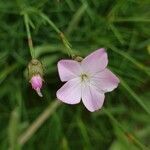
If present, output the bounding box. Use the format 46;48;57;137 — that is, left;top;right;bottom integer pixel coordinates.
56;48;119;112
30;74;43;97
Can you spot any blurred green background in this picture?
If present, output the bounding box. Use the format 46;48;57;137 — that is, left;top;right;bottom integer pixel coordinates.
0;0;150;149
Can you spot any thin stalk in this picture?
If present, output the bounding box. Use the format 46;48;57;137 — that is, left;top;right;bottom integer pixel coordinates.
37;12;61;34
33;10;75;58
18;101;61;146
23;13;35;58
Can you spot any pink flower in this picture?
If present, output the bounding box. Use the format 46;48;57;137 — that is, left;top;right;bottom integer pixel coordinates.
56;48;119;112
30;74;43;97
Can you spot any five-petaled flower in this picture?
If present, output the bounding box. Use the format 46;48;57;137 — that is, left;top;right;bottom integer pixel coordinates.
56;48;119;112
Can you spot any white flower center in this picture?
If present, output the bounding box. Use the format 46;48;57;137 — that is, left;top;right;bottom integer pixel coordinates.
80;73;89;82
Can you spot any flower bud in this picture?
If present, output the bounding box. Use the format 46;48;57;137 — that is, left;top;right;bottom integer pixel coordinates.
28;59;44;97
30;75;43;97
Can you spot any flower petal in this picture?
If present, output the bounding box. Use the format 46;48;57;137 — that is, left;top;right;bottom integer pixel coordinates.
57;60;82;82
81;82;105;112
91;68;119;93
36;88;43;97
56;78;81;104
81;48;108;75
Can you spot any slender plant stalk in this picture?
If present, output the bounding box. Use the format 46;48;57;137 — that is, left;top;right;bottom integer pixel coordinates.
18;101;61;146
40;12;75;58
37;12;61;34
23;13;35;58
33;10;75;58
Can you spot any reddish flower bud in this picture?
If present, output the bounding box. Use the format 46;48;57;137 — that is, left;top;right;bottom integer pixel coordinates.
30;74;43;97
28;59;44;97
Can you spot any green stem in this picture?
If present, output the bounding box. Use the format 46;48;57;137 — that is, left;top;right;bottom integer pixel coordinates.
23;13;35;58
59;32;75;58
38;12;61;34
36;11;75;58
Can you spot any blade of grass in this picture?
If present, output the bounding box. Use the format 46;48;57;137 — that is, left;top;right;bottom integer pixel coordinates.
120;77;150;115
108;45;150;76
65;0;75;11
103;108;149;150
0;64;18;84
8;107;20;150
109;23;125;45
61;137;70;150
77;117;91;149
18;101;61;146
32;10;75;58
114;17;150;22
66;3;87;35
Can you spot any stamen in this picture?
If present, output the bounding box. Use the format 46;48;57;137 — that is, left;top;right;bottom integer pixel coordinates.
80;74;88;81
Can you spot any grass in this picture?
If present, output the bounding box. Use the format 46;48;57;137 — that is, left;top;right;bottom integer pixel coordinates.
0;0;150;149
